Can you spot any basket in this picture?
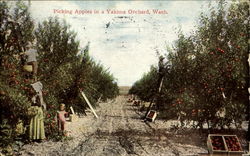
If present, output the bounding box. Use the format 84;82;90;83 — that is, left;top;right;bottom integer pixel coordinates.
23;65;33;72
27;106;38;117
69;114;78;122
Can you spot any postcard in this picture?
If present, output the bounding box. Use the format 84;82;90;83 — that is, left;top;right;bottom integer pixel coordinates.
0;0;249;155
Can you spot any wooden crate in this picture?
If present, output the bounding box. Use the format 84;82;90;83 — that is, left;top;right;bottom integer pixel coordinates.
207;134;244;155
199;154;242;156
224;135;244;155
143;102;151;108
146;110;157;122
199;154;228;156
133;100;141;106
207;134;228;154
69;114;78;122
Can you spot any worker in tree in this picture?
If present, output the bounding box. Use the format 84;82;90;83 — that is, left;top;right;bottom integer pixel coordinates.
144;55;168;119
31;81;46;110
157;56;165;90
20;42;38;82
155;55;166;110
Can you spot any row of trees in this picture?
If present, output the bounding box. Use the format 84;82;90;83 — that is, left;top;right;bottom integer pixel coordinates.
0;1;119;152
130;0;249;131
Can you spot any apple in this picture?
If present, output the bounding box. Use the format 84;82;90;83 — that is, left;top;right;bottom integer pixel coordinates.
224;136;242;151
211;136;225;150
0;91;6;95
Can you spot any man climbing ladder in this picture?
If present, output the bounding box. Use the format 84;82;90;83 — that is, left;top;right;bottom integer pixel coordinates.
20;41;38;81
144;55;168;120
155;55;166;109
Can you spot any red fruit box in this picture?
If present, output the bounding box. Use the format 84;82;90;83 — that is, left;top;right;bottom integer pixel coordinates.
207;134;228;154
207;134;244;155
224;135;244;155
146;110;157;122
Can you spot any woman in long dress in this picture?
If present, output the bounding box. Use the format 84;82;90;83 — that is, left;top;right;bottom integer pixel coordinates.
29;97;45;141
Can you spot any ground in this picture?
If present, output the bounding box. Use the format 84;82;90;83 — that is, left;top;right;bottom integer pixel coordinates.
18;95;248;156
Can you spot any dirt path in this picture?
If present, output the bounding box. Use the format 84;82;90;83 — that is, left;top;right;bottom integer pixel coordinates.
19;95;208;156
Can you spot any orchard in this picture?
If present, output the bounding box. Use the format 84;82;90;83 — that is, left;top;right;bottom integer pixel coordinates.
0;1;119;152
130;0;249;132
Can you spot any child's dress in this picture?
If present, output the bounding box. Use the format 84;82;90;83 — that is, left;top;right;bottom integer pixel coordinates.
57;110;68;131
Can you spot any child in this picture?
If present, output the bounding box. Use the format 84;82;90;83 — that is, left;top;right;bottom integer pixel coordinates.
57;104;68;135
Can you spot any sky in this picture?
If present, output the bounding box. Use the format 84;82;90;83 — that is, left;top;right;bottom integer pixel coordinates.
27;1;217;86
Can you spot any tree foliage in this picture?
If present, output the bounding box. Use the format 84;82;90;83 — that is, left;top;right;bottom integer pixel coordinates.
130;0;249;130
0;1;119;152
